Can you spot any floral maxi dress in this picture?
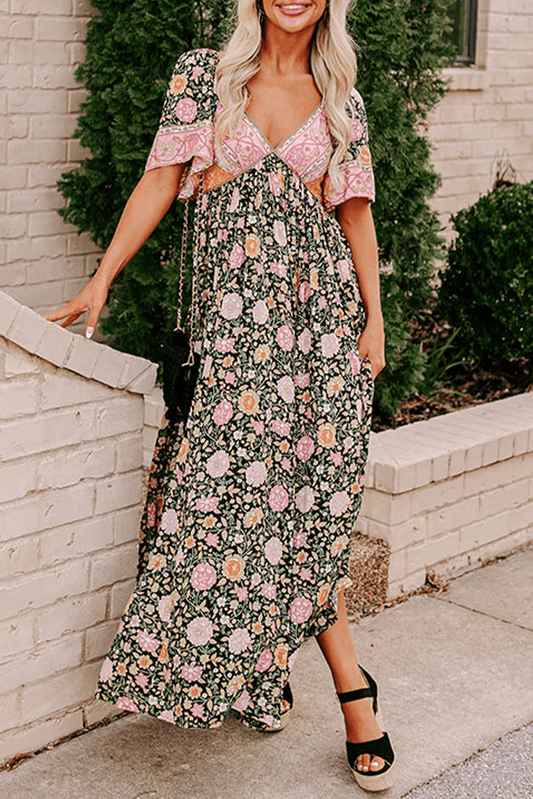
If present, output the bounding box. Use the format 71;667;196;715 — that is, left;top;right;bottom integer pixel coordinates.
94;48;376;731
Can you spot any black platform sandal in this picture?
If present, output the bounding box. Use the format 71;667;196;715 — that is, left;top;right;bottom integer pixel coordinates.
338;666;396;792
262;681;293;733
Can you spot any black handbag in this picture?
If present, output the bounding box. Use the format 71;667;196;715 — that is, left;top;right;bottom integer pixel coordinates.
160;171;204;424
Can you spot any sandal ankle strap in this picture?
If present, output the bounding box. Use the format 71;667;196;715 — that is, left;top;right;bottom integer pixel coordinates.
337;686;374;704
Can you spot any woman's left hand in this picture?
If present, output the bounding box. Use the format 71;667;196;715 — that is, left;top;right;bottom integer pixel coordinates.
357;318;386;380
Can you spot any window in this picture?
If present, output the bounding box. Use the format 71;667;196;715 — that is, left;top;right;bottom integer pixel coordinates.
450;0;478;65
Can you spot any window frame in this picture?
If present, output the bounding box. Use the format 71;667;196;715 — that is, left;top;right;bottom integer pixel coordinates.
452;0;479;66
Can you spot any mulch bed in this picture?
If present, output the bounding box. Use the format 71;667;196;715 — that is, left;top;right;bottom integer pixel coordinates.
372;303;532;433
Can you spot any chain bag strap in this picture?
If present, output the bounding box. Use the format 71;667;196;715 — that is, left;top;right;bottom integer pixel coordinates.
160;170;204;423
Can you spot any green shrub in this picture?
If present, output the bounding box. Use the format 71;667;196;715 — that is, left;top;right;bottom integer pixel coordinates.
58;0;455;417
438;181;533;366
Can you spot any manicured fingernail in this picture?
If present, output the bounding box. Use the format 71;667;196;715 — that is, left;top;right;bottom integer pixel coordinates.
86;326;94;339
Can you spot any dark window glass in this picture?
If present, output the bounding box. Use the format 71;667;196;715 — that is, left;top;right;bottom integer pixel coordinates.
450;0;478;65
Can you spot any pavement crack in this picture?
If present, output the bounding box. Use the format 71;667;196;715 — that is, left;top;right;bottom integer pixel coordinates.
432;596;533;633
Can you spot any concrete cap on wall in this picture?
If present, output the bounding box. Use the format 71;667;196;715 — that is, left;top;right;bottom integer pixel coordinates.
0;289;158;396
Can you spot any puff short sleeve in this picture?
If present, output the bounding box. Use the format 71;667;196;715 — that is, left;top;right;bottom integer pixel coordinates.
144;48;219;200
323;88;375;211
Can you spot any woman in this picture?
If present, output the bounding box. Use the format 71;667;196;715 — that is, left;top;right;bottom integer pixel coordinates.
47;0;394;790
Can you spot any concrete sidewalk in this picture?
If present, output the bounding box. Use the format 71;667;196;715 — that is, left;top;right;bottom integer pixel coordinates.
1;544;532;799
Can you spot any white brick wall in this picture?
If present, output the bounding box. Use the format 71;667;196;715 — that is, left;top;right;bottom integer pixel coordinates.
360;393;533;600
429;0;533;235
1;1;99;330
0;290;158;766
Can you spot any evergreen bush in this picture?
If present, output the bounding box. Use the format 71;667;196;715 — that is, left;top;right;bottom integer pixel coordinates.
438;181;533;367
58;0;454;416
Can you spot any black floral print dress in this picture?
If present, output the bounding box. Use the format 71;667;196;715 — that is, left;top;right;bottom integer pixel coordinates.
94;48;376;731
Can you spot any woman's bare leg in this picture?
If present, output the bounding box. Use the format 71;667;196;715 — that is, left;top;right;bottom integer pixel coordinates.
315;588;385;773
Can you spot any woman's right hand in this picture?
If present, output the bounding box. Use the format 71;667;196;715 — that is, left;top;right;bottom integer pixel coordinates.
45;274;111;338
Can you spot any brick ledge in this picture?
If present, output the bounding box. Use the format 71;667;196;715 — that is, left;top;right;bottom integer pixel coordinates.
0;289;158;396
366;392;533;494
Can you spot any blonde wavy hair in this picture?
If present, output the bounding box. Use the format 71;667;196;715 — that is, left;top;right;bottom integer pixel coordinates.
215;0;358;191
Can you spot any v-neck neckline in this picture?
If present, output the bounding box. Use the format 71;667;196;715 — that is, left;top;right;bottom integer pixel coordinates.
244;98;325;153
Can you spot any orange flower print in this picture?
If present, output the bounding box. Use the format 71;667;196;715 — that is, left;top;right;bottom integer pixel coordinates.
244;508;263;528
223;554;245;580
117;663;127;676
177;439;189;462
203;515;216;528
223;355;233;368
359;145;372;166
138;655;150;668
245;234;260;257
158;641;169;662
174;705;183;717
318;584;331;605
351;481;361;493
318;423;336;448
267;296;275;308
189;685;201;699
274;644;288;668
170;74;187;94
310;267;319;289
280;440;289;453
148;553;166;570
228;675;245;695
296;551;307;563
330;534;349;556
254;344;270;363
327;375;345;396
253;621;263;634
185;535;195;548
238;389;260;414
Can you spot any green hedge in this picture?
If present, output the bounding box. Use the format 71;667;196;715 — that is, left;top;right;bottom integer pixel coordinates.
58;0;454;417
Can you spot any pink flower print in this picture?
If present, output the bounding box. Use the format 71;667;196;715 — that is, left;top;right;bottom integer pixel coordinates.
99;657;113;682
276;324;294;351
129;615;140;627
251;572;262;587
232;689;251;712
236;586;248;601
229;627;251;654
331;451;343;466
225;371;236;385
265;536;283;564
299;567;313;581
205;532;219;547
175;97;197;122
255;648;273;672
321;332;340;358
296;435;314;462
295;485;315;513
206;449;230;478
351;118;364;141
186;616;213;646
197;495;218;513
192;703;205;718
213;399;234;426
229;186;240;212
299;280;311;302
269;484;289;512
270;261;287;278
273;220;287;246
256;261;264;275
135;673;148;689
268;171;282;196
318;295;328;310
305;407;312;419
261;582;277;599
253;419;265;435
157;594;174;622
175;546;185;566
158;709;175;723
272;418;291;436
215;336;235;353
229;242;245;269
118;619;124;634
246;460;267;486
160;508;178;534
146;503;156;527
293;530;307;547
191;562;217;591
136;630;160;652
294;372;310;388
164;669;171;683
252;299;269;324
116;696;139;712
281;457;291;472
329;490;351;517
277;375;294;403
337;259;352;282
181;664;203;682
297;328;312;354
289;596;313;624
221;292;243;320
192;65;205;78
348;350;361;375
